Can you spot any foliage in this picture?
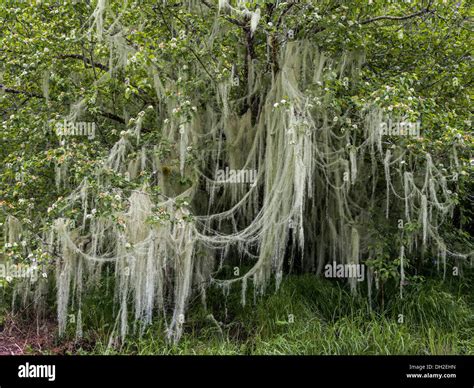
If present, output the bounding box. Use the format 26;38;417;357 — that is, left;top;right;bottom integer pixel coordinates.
0;0;472;348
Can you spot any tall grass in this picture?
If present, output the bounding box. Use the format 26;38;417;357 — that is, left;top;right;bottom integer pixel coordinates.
68;273;473;355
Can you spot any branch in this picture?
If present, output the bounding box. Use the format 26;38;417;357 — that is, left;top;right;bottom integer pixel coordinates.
0;85;149;131
361;8;434;25
57;54;109;71
97;110;126;125
0;84;43;99
154;5;216;83
97;110;152;133
276;2;296;28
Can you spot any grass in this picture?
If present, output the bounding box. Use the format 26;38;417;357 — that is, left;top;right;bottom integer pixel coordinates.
65;273;474;355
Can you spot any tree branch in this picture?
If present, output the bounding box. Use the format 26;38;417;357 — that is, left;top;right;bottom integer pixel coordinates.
97;110;153;133
57;54;109;71
0;84;43;99
361;8;434;25
97;110;126;125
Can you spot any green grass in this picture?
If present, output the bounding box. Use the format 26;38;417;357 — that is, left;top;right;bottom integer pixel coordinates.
69;274;474;355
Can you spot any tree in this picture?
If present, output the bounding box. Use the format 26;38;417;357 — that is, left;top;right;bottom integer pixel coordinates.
0;0;472;343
